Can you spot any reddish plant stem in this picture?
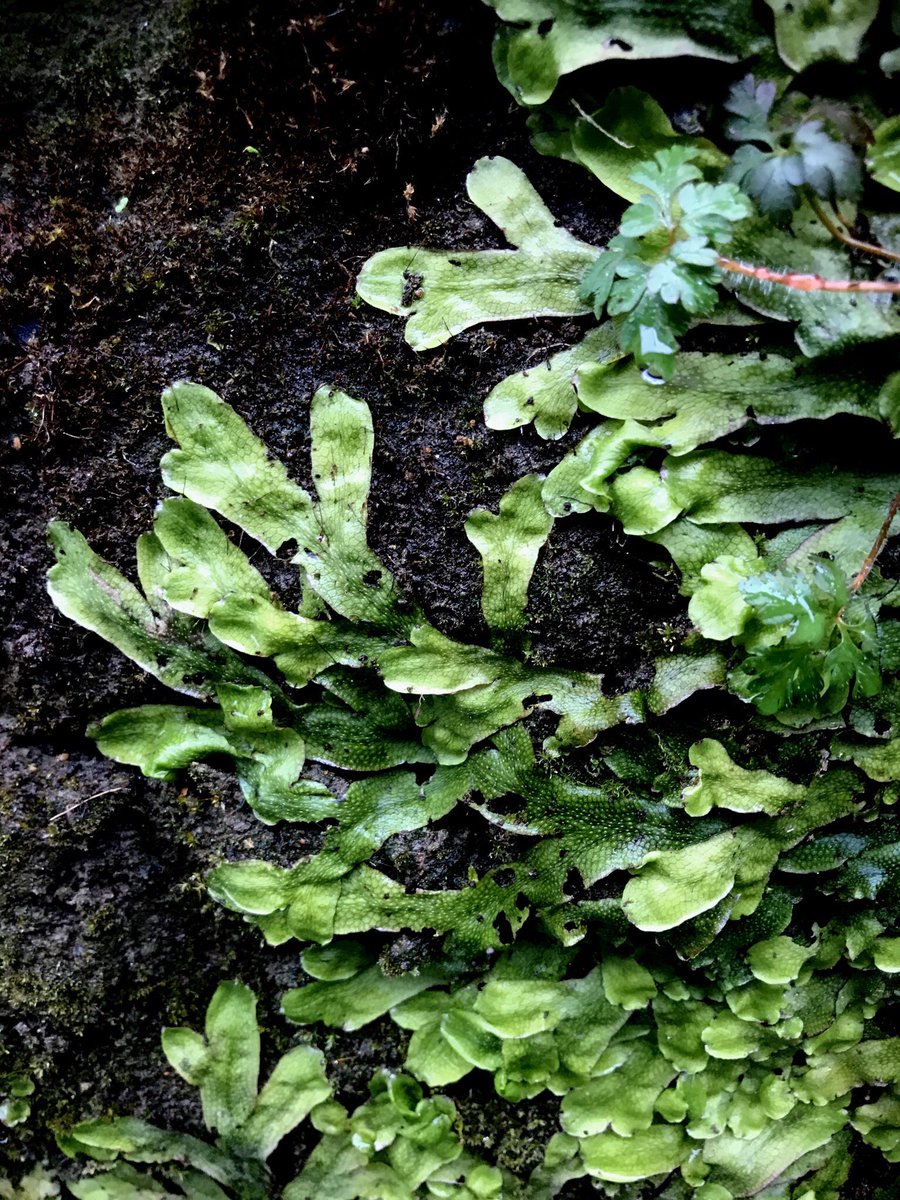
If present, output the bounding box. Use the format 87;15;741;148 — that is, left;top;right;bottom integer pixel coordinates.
717;256;900;293
851;492;900;593
807;192;900;265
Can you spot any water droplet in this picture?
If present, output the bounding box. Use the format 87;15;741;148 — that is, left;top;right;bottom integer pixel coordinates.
641;368;666;385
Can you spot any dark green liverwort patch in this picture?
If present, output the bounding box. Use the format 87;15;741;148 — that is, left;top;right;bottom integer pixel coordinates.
46;374;900;1193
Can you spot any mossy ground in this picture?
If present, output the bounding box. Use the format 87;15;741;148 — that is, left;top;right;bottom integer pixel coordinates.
0;2;887;1196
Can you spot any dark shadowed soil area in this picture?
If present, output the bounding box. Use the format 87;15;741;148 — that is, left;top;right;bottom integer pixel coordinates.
0;1;885;1195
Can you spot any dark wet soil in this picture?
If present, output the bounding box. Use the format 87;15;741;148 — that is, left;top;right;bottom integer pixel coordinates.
0;1;885;1195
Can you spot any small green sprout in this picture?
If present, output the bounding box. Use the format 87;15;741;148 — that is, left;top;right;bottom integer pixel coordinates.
579;146;752;378
730;559;881;717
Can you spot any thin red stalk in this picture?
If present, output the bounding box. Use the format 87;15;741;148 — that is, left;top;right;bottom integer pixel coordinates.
851;492;900;593
807;193;900;265
717;256;900;293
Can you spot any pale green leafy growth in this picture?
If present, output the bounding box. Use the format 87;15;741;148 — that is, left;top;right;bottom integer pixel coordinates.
579;146;753;379
377;621;723;763
599;956;656;1010
0;1167;59;1200
725;205;900;356
375;926;900;1192
485;0;766;106
574;351;899;459
46;384;558;787
274;909;900;1189
622;831;739;931
90;675;433;809
541;422;639;518
869;116;900;192
464;474;553;652
529;87;727;203
853;1093;900;1161
578;1124;688;1182
63;992;500;1200
624;768;860;935
543;429;898;723
63;984;330;1200
764;0;879;70
874;938;900;972
834;733;900;782
725;76;862;222
648;452;900;569
46;521;266;702
48;382;746;964
284;961;447;1031
141;497;270;620
207;765;476;945
219;726;723;956
561;1042;676;1137
284;1070;501;1200
311;946;633;1099
0;1074;34;1127
47;383;413;741
232;724;876;963
161;383;409;632
159;384;312;556
162;983;279;1155
689;554;763;640
693;531;896;658
748;936;814;985
482;324;622;441
795;1039;900;1103
701;1105;848;1193
683;739;805;818
356;157;597;350
650;523;757;595
546;439;900;586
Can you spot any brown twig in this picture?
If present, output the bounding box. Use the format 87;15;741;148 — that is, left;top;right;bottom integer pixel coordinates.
807;192;900;265
718;255;900;293
851;491;900;593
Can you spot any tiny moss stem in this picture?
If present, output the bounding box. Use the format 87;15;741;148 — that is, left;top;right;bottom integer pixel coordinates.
806;191;900;265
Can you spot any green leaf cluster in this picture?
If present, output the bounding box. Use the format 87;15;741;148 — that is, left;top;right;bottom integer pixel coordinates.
483;0;767;106
725;76;862;222
730;560;881;717
355;157;597;351
579;146;752;378
528;87;727;204
61;984;501;1200
869;116;900;193
285;918;900;1196
764;0;881;71
61;983;330;1200
285;1071;504;1200
42;6;900;1200
0;1167;59;1200
0;1076;34;1129
52;381;722;788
